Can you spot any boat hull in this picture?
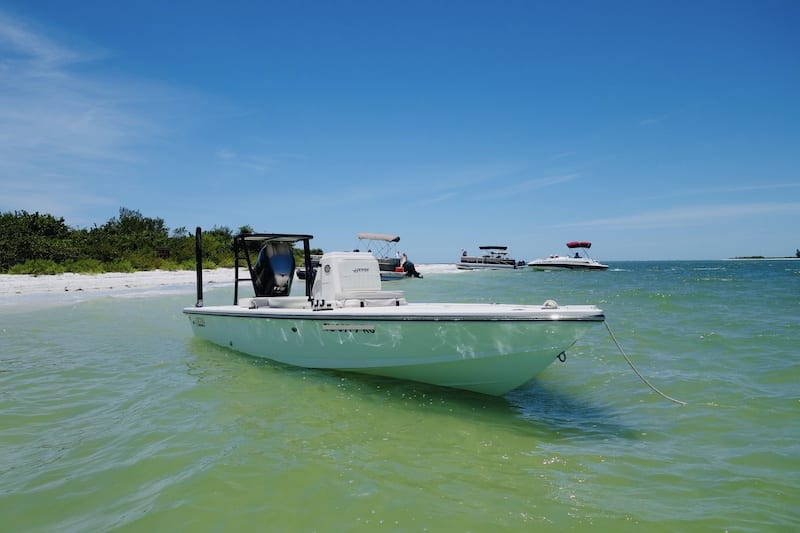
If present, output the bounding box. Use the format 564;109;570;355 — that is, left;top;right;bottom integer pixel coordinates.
456;262;520;270
528;262;609;271
184;304;603;395
528;259;609;271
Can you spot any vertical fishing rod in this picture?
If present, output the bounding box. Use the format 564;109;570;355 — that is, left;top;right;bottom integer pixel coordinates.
195;226;203;307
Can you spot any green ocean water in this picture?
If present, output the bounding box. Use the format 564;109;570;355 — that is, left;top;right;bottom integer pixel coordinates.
1;261;798;531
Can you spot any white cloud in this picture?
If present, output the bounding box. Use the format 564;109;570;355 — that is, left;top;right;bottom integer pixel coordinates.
0;11;84;67
557;202;800;229
0;10;167;216
416;191;458;206
486;173;579;199
639;113;670;126
215;148;237;160
646;182;800;200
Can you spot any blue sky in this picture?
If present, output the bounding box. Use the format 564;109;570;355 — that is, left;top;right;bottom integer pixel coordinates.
1;1;798;262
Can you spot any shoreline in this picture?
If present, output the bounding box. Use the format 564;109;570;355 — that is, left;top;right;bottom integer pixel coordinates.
0;268;235;301
0;264;456;306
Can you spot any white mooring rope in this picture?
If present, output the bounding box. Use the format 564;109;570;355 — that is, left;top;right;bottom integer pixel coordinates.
604;321;687;406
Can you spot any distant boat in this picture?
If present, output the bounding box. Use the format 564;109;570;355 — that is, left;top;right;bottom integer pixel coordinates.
528;241;609;271
183;229;605;395
294;254;321;281
357;232;423;279
357;232;406;281
298;232;422;282
457;246;525;270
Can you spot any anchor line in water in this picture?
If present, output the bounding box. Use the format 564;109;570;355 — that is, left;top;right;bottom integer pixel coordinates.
603;321;687;406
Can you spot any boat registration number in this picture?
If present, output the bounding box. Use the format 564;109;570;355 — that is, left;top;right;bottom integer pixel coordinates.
322;324;376;334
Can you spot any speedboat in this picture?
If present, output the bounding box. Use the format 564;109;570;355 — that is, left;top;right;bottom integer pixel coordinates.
183;229;605;395
457;246;525;270
528;241;609;271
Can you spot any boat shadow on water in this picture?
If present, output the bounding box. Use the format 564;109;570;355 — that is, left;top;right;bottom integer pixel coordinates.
504;382;641;441
188;338;637;441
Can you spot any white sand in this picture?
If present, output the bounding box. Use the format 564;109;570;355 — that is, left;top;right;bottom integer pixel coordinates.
0;268;235;303
0;263;459;308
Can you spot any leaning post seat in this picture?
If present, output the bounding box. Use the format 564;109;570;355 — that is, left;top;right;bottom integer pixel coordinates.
311;252;406;308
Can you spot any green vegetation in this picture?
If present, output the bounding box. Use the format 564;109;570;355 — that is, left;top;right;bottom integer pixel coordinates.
0;208;321;275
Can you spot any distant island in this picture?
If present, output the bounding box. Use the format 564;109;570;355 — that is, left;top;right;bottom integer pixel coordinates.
730;249;800;260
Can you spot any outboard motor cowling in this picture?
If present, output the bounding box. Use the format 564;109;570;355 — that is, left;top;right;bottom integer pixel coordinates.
253;242;295;296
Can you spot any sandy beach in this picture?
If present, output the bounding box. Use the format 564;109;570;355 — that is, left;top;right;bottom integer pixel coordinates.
0;268;235;304
0;264;453;306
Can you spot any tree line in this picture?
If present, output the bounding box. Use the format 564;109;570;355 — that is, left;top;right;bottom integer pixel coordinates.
0;208;320;275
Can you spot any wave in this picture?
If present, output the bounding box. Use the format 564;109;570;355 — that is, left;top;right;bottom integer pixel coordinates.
414;263;462;275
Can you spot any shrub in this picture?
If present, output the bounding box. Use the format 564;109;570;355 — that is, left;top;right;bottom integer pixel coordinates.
158;260;182;271
106;259;135;273
64;258;106;273
7;259;66;275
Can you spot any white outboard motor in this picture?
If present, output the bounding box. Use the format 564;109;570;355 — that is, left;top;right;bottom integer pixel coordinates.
253;242;295;296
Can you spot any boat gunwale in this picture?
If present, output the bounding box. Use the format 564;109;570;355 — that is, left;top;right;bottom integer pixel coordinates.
183;307;605;322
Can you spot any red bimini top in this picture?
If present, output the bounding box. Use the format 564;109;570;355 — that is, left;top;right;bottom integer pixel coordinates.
566;241;592;249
